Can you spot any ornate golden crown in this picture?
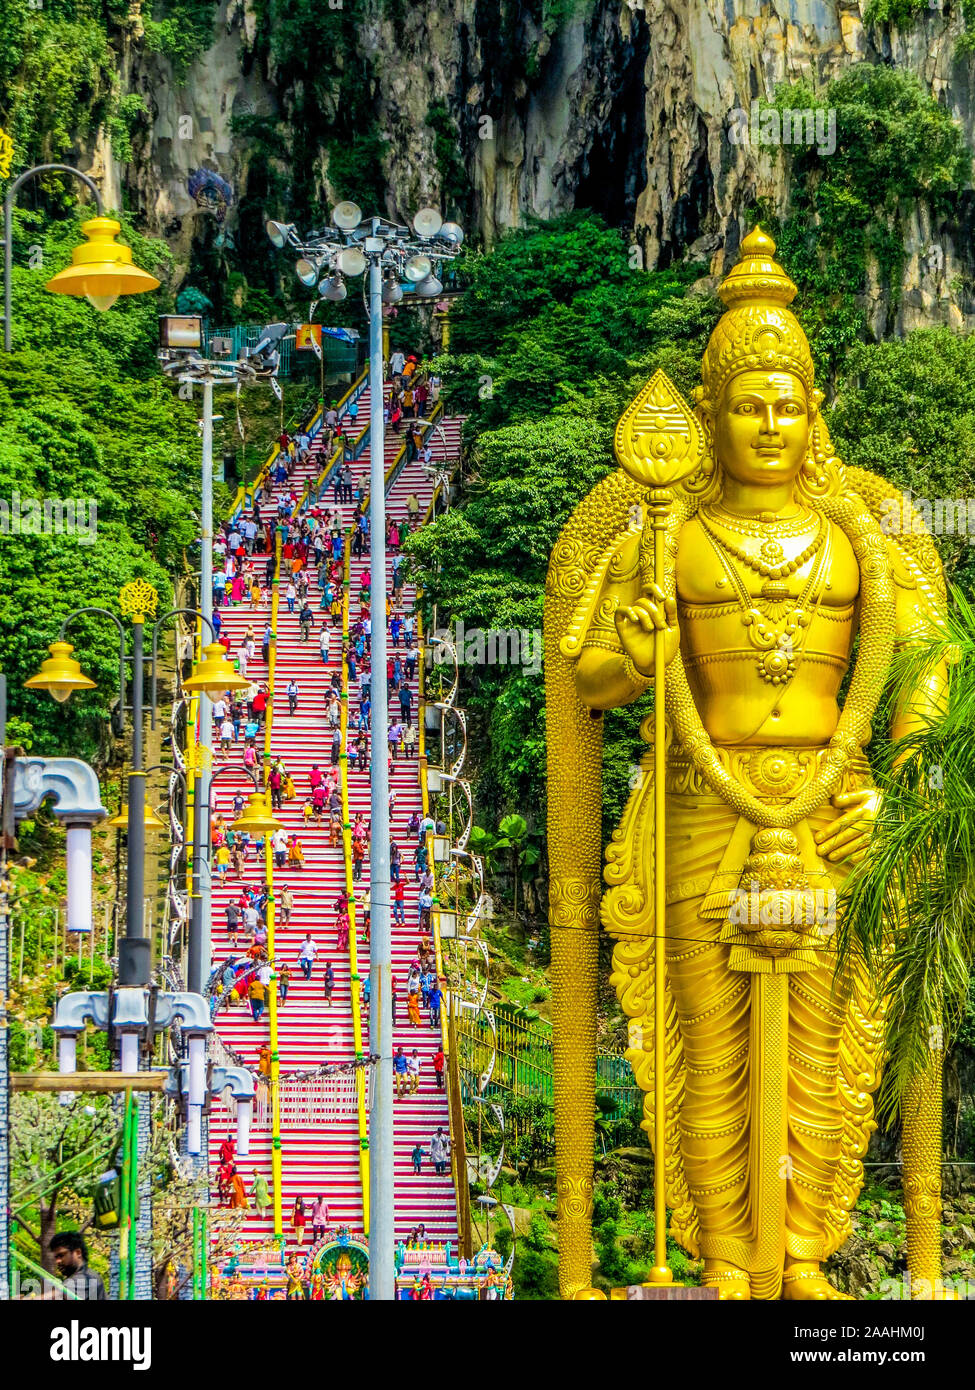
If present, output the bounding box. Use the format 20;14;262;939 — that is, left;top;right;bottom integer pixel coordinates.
698;226;816;409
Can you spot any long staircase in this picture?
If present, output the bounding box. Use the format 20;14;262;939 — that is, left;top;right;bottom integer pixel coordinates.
206;377;464;1270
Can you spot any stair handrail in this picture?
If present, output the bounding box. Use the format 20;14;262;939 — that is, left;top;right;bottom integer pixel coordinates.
416;603;474;1255
230;369;366;525
338;523;371;1234
289;369;370;521
263;531;284;1241
412;444;487;1257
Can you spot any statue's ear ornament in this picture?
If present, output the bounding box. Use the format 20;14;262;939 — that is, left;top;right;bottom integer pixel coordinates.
797;414;845;500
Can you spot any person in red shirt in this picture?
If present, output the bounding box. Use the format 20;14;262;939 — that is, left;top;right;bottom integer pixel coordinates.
433;1048;446;1091
393;878;406;926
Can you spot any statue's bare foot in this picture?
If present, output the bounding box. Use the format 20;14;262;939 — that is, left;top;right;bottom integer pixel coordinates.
702;1259;750;1300
782;1261;852;1300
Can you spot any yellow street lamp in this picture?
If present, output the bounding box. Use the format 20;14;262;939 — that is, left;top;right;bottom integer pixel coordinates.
24;641;97;703
182;642;251;700
105;799;167;833
45;217;160;312
232;794;284;837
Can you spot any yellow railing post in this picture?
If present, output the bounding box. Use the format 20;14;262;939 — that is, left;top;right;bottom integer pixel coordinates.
338;525;371;1233
266;532;283;1238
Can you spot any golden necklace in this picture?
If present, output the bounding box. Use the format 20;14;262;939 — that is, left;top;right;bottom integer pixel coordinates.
697;515;831;686
660;491;896;832
704;501;818;540
699;508;825;581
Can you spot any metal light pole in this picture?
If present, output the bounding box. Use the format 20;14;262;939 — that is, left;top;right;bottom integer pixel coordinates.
157;346;267;996
25;586;238;986
189;376;214;997
266;202;463;1300
365;229;394;1300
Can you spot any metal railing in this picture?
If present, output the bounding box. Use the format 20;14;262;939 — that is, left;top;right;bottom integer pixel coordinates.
202;324;358;380
458;1003;640;1125
338;525;371;1232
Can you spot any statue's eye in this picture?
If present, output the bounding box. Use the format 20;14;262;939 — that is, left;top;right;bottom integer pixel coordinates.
780;402;802;416
737;402;756;415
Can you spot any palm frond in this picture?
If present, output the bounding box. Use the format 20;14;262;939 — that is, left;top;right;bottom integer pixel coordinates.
837;583;975;1120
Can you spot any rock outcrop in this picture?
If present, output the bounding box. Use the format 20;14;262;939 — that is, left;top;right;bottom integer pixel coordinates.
91;0;975;324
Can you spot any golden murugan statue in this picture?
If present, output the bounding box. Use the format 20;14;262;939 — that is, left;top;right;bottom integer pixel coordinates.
545;228;948;1300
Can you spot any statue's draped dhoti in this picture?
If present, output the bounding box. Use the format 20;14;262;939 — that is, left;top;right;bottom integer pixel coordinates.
608;744;884;1300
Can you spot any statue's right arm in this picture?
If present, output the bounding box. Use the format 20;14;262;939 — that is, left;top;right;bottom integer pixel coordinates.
575;643;650;710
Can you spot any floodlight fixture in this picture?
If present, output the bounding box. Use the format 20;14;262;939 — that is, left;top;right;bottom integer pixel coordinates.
404;254;432;283
332;201;363;231
412;207;444;238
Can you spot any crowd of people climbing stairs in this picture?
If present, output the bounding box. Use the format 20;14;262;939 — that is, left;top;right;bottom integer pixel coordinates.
202;346;461;1258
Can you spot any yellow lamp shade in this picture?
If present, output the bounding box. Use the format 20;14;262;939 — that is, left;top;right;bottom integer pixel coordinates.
24;641;97;703
105;801;168;832
182;643;251;698
232;794;283;837
44;218;160;308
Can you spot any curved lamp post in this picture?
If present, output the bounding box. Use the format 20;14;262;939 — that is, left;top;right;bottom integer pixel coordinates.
25;581;247;987
3;163;159;351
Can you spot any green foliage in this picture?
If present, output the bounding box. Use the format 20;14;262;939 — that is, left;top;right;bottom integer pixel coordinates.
141;0;218;81
0;210;200;760
505;1095;555;1180
405;214;717;835
758;68;970;379
862;0;926;24
826;326;975;593
0;0;118;172
960;0;975;56
838;589;975;1118
107;91;149;163
425;101;469;215
511;1211;560;1299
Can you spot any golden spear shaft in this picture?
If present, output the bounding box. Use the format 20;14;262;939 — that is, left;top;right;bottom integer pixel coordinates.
652;489;671;1280
616;371;703;1287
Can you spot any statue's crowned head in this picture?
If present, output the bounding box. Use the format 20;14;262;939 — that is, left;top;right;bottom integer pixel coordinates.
693;227;831;497
699;226;818;412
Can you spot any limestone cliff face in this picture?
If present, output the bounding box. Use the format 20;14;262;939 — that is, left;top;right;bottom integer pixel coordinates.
112;0;975;329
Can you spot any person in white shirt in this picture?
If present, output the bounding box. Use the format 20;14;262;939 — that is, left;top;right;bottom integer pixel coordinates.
319;627;330;664
390;349;406;377
272;826;288;868
212;696;228;724
219;717;234;755
298;934;317;979
407;1050;422;1094
238;647;248;679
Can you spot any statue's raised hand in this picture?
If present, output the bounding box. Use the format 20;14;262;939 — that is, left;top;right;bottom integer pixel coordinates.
614;583;680;678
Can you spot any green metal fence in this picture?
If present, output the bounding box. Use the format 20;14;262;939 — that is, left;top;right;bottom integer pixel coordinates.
202;323;359;379
457;1003;641;1127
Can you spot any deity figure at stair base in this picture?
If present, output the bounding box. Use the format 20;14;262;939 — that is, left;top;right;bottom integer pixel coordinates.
545;227;948;1300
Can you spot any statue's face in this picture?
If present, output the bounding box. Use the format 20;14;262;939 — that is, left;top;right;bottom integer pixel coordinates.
712;370;811;488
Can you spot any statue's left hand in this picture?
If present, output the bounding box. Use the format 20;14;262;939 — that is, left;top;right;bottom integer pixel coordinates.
814;788;881;863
